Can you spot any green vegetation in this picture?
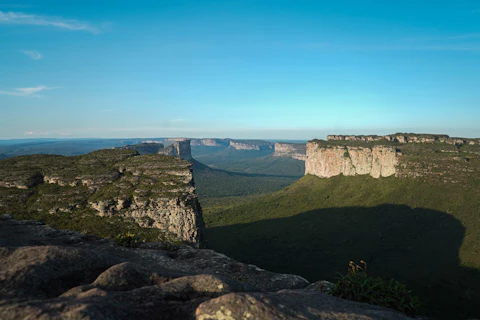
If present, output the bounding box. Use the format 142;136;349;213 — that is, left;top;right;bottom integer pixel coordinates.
204;174;480;319
0;150;194;244
332;261;420;316
114;232;142;247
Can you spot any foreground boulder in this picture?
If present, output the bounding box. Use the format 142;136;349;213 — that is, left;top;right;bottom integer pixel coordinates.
0;215;414;319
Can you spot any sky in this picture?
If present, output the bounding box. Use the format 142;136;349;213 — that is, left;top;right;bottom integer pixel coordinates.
1;0;479;140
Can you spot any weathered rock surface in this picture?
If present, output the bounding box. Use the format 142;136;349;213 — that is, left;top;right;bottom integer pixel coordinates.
190;139;230;147
229;140;273;151
0;149;204;245
273;142;307;161
0;216;415;320
195;291;413;320
328;133;479;146
158;139;192;160
306;143;398;178
308;134;480;183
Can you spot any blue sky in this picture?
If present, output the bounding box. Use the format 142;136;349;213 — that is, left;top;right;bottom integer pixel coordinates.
1;0;479;139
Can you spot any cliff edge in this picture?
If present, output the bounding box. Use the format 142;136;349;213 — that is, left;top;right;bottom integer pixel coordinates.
0;149;204;245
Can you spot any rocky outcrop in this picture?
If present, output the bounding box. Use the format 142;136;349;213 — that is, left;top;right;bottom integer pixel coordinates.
0;149;203;245
328;133;479;146
159;139;192;160
191;139;230;147
118;143;164;154
229;140;273;151
306;143;399;178
0;215;414;320
273;143;307;161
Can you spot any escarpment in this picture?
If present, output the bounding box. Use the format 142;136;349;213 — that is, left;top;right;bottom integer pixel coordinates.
229;140;273;150
273;143;307;161
306;144;398;178
0;149;204;245
307;133;480;183
158;139;193;160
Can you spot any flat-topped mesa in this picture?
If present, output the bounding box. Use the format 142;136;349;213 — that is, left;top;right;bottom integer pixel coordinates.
306;143;398;178
328;134;479;146
159;139;192;160
229;140;273;151
117;143;165;154
307;133;480;183
273;143;307;161
191;138;231;147
0;149;204;246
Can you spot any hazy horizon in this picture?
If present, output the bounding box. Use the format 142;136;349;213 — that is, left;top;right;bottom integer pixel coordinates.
1;0;479;139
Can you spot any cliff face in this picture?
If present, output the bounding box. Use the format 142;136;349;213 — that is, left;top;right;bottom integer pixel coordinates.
305;143;398;178
158;139;192;160
273;143;307;161
229;140;273;151
191;138;230;147
0;149;204;245
328;133;479;146
307;134;480;183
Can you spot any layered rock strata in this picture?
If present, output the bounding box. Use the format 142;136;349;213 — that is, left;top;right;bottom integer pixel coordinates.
0;149;203;245
273;143;307;161
328;133;479;146
159;139;192;160
0;215;414;320
190;139;230;147
229;140;273;150
306;143;398;178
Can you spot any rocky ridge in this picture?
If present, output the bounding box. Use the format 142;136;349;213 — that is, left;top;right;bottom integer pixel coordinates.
190;139;230;147
158;139;193;160
307;134;480;183
0;215;414;320
0;149;203;245
229;140;273;150
328;133;479;146
273;142;307;161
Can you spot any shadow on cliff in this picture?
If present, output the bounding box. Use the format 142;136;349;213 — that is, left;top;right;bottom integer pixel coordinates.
205;204;480;320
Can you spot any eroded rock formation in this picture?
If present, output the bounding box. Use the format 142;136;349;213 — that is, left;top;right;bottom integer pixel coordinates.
0;149;203;245
306;143;398;178
229;140;273;151
273;143;307;161
159;139;192;160
0;215;414;320
307;134;480;183
191;139;230;147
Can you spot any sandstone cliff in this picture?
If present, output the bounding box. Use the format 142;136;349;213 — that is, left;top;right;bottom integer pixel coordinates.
229;140;273;150
328;133;479;146
306;143;398;178
273;142;307;161
158;139;192;160
191;138;230;147
0;149;204;245
307;134;480;183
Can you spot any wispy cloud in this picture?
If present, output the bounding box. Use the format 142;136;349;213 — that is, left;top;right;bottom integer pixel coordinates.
20;49;43;60
0;85;59;97
24;131;48;136
0;10;100;33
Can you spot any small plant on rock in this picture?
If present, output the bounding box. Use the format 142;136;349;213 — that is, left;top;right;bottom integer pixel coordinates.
332;260;421;316
114;232;141;247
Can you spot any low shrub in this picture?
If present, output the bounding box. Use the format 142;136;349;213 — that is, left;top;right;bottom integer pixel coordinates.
332;260;421;316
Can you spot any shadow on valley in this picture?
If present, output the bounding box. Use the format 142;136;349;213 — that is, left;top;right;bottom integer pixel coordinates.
206;204;480;319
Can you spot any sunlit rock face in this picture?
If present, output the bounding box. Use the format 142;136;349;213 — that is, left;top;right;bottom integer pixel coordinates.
273;143;307;161
229;140;273;151
305;143;398;178
159;139;193;160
